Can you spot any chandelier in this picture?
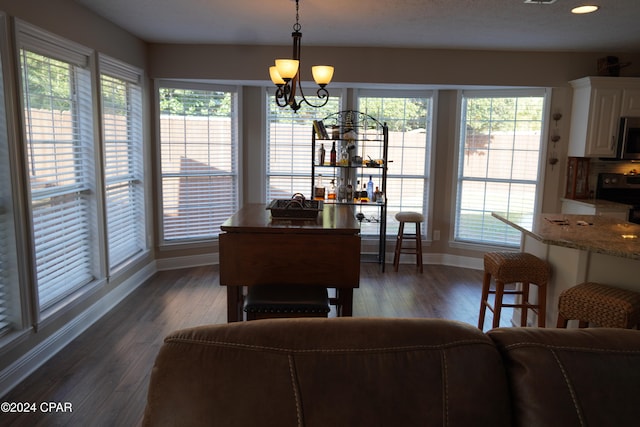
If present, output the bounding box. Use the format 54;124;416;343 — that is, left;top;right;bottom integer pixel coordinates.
269;0;334;112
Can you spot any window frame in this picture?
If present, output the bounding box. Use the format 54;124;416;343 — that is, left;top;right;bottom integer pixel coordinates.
156;79;240;245
452;88;549;248
15;20;104;317
0;13;23;338
99;54;148;273
355;89;436;238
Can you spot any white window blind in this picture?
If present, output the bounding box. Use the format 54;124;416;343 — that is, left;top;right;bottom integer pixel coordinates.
455;90;546;246
357;91;433;236
159;83;239;241
20;46;96;310
100;59;146;269
266;90;342;200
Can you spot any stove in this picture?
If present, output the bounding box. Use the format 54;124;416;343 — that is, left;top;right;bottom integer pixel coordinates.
596;173;640;224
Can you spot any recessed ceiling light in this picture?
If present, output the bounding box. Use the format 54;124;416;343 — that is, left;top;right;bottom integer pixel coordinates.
571;5;600;14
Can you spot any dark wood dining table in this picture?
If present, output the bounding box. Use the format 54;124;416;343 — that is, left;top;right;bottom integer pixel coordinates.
219;203;361;322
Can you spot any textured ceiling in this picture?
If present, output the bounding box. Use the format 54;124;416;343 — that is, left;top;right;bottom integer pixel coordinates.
74;0;640;52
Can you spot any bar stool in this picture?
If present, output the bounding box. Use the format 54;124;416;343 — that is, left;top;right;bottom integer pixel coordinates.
557;282;640;328
243;285;331;321
478;252;550;329
393;212;424;272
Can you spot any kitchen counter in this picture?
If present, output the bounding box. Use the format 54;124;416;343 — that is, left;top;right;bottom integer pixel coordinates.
492;212;640;260
491;212;640;327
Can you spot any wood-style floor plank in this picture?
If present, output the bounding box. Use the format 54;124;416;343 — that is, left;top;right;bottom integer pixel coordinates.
2;263;512;426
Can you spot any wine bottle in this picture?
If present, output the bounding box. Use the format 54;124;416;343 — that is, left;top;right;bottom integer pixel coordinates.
330;141;336;166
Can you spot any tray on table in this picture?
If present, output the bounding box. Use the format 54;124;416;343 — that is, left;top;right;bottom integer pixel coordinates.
267;197;323;220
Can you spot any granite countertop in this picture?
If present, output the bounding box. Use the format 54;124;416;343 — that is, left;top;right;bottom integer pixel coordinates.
492;212;640;260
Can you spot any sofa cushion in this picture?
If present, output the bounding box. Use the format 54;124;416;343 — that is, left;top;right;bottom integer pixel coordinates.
143;318;511;427
488;327;640;427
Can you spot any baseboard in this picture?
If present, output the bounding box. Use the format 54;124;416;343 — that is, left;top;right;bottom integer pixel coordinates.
421;253;483;270
384;251;483;270
155;252;219;271
0;261;157;398
155;251;482;271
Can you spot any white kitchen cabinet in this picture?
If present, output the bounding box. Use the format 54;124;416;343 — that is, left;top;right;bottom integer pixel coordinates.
568;77;640;158
621;88;640;116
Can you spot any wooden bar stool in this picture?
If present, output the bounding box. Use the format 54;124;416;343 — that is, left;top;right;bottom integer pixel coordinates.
557;282;640;328
393;212;424;272
478;252;550;329
243;285;331;321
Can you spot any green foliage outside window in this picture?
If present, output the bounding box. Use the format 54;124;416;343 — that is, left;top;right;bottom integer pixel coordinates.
465;97;544;134
22;51;71;112
359;98;429;132
159;88;231;116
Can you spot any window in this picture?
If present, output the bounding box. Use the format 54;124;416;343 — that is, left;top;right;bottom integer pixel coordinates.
0;22;19;336
100;57;146;269
357;91;434;236
266;89;342;200
455;90;547;246
18;25;98;311
158;82;239;242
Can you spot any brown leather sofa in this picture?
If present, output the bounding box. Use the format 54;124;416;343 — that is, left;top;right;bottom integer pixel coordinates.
143;318;640;426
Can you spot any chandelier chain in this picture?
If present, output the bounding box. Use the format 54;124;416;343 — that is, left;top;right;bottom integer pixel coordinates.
293;0;301;32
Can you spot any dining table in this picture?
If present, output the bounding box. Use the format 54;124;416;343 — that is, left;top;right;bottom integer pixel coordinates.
219;203;361;322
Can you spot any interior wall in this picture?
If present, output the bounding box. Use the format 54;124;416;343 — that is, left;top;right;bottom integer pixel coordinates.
149;43;640;262
147;43;640;87
5;0;640;265
0;0;147;68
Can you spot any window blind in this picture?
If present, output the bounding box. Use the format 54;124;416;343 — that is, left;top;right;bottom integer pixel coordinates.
159;84;239;241
266;90;342;200
20;48;96;311
357;91;433;236
101;62;146;269
455;90;546;246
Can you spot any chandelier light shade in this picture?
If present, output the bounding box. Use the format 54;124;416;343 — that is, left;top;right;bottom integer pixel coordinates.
269;0;333;112
311;65;334;86
269;66;286;85
275;59;299;81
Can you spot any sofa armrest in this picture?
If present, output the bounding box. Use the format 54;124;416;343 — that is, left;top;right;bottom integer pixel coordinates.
488;327;640;427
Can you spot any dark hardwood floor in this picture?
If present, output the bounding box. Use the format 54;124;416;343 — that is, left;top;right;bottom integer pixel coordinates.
2;262;512;426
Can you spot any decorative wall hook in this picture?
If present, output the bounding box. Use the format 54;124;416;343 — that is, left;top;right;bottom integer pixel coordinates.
549;112;562;169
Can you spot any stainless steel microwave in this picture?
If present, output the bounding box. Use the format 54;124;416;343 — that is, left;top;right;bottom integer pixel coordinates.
618;117;640;160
